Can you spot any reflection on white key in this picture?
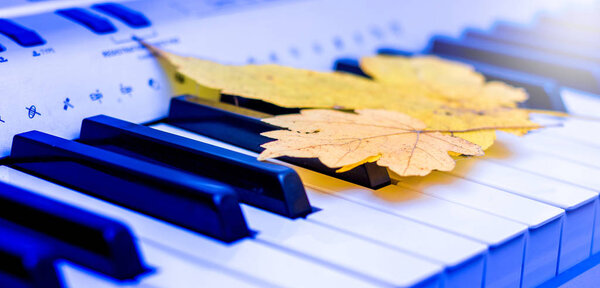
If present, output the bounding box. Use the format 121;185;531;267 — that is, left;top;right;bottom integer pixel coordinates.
305;188;487;288
517;132;600;169
151;123;528;288
243;204;444;287
560;88;600;119
501;130;600;255
0;167;381;288
492;132;600;192
532;115;600;148
300;170;527;288
61;241;265;288
449;158;598;273
395;171;564;288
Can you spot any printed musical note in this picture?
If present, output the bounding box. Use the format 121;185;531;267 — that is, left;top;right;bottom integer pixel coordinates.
26;105;41;119
63;98;74;110
90;90;103;103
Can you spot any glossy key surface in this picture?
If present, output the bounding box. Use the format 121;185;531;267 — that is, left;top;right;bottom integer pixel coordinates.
168;95;391;189
9;131;249;242
79;115;311;219
335;52;566;111
0;220;62;288
92;3;151;28
151;123;491;287
0;166;386;288
0;19;45;47
0;181;146;280
56;8;116;34
429;36;600;94
152;123;529;288
462;28;600;64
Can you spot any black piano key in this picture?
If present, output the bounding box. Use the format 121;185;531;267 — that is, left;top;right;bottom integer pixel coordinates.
220;94;302;116
492;21;600;51
167;96;391;189
9;131;249;243
79;115;312;219
462;58;566;111
334;51;565;111
0;181;146;279
376;48;414;57
428;35;600;94
461;28;600;64
537;14;600;34
333;58;372;78
0;220;62;288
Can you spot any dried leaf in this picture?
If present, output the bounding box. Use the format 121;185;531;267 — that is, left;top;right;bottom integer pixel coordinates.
149;46;539;150
360;55;529;109
258;109;484;177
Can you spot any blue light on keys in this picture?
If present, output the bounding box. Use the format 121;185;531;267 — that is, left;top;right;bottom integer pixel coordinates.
0;182;147;280
1;0;600;287
0;19;45;47
92;3;151;28
9;131;250;243
79;115;312;219
0;220;63;288
429;36;600;95
56;8;117;34
167;96;391;189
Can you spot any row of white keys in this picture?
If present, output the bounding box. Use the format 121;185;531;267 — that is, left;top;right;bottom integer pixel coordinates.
241;204;443;288
493;130;600;256
516;129;600;256
59;240;266;288
152;124;528;288
0;166;382;288
513;131;600;170
491;130;600;256
448;145;598;273
303;188;487;287
298;169;525;288
531;115;600;149
394;171;564;288
491;132;600;193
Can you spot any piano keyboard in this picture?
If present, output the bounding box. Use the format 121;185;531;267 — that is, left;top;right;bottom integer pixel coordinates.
1;0;600;287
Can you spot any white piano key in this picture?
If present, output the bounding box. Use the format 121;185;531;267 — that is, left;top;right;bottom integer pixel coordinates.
299;169;526;288
491;132;600;192
394;171;564;288
498;132;600;255
242;204;444;288
531;115;600;148
151;124;528;288
449;159;598;273
560;88;600;119
60;241;266;288
487;132;600;257
0;166;382;288
516;132;600;169
154;122;488;287
305;188;487;288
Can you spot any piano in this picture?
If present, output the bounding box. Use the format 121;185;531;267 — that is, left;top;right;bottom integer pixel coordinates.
0;0;599;287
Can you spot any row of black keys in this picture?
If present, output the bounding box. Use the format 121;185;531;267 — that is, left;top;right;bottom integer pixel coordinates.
1;96;321;288
3;13;599;287
336;16;599;111
2;93;400;288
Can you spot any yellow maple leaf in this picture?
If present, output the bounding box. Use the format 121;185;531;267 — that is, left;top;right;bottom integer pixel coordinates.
258;109;484;177
360;55;528;109
148;45;539;150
